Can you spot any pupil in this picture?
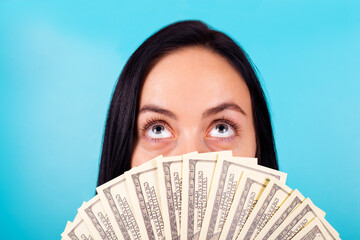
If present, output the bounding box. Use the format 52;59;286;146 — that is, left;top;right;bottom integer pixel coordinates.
216;124;228;133
152;125;164;134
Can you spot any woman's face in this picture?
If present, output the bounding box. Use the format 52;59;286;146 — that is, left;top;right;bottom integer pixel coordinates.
131;46;256;167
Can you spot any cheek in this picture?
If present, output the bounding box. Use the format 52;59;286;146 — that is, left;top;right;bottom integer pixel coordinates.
131;140;147;167
131;140;173;167
130;148;142;168
131;146;153;168
230;128;257;158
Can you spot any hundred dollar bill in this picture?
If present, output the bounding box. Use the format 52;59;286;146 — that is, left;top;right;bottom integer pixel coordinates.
97;174;142;240
61;221;72;240
61;221;73;240
218;171;271;240
199;156;287;240
126;156;165;240
267;198;339;240
180;151;232;240
292;217;333;240
62;209;95;240
237;178;292;240
78;195;118;240
255;189;305;240
157;154;188;240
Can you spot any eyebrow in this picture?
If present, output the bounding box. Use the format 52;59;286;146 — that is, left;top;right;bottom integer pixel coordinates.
202;102;247;118
138;102;246;119
139;104;178;119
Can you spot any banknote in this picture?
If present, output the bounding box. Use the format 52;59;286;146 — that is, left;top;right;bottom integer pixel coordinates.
218;171;271;240
61;221;73;240
78;195;118;239
292;217;333;240
199;156;287;240
180;151;232;240
126;156;165;240
62;208;95;240
157;153;189;240
255;189;305;240
61;150;341;240
237;178;292;240
97;174;142;240
267;198;339;240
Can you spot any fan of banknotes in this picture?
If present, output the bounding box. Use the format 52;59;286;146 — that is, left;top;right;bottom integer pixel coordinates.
61;151;340;240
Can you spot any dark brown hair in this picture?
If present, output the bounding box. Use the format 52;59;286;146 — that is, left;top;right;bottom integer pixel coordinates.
97;20;278;187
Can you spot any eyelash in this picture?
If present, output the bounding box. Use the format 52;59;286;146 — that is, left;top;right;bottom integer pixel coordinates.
211;116;241;139
140;116;167;135
139;115;241;142
140;116;170;143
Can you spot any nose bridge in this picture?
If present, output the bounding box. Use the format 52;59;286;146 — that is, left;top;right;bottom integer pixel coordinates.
173;127;209;155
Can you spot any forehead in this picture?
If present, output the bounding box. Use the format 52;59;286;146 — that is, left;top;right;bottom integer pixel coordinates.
139;46;252;115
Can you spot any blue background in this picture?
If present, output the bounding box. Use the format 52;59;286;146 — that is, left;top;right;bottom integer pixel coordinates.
0;0;359;239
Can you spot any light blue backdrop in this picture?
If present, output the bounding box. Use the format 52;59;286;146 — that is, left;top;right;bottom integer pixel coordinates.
0;0;359;239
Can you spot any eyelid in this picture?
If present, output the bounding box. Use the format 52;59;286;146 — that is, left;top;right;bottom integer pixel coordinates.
140;116;165;133
206;117;241;138
140;116;174;138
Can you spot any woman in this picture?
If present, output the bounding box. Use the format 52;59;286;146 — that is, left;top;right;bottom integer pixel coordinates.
97;20;278;187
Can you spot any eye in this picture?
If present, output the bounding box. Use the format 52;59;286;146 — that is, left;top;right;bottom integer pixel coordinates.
208;123;234;138
145;124;173;139
140;117;174;142
206;118;240;139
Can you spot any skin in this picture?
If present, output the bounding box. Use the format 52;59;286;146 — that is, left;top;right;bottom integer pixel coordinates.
131;46;256;167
